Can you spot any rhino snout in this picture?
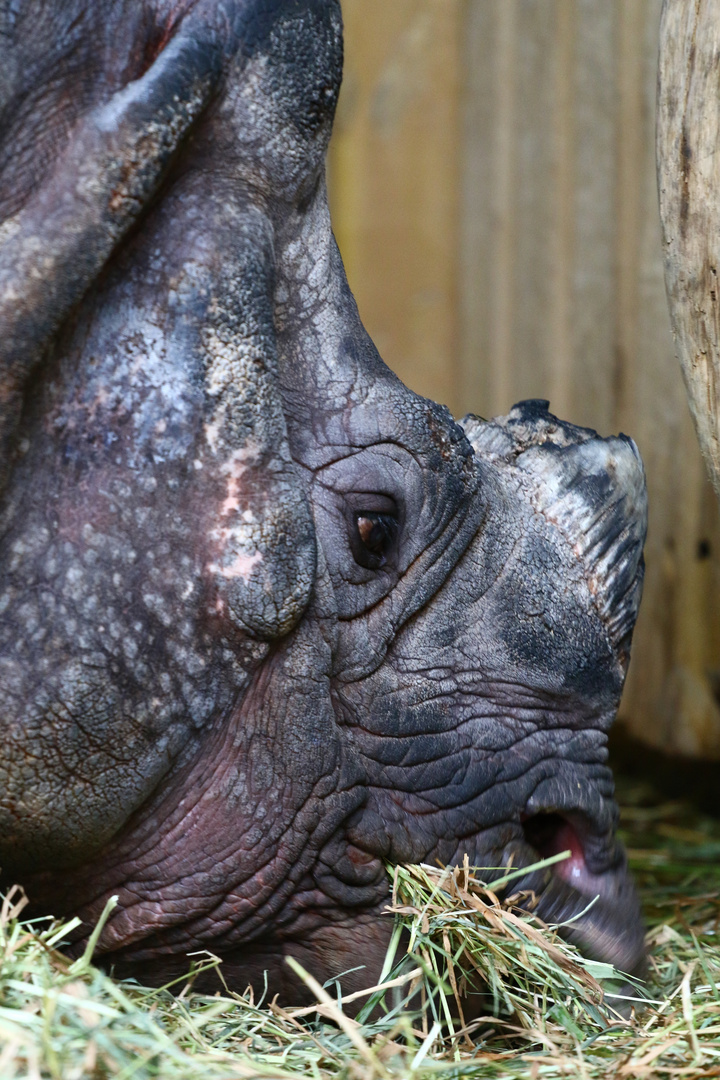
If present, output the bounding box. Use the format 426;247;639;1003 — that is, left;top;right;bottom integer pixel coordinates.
462;399;647;669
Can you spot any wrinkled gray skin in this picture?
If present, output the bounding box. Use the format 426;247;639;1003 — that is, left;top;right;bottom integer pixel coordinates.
0;0;648;1002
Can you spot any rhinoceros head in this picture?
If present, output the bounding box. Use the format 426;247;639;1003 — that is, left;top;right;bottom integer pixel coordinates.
0;0;647;999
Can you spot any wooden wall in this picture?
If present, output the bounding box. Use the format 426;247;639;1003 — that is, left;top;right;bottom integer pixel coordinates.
328;0;720;758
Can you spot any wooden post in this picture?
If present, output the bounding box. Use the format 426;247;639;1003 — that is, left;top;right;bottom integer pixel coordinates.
657;0;720;501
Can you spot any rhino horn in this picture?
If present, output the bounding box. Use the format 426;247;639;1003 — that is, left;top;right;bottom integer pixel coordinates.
462;399;647;666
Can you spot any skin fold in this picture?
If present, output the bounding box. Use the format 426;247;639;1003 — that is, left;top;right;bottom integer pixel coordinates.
0;0;648;1004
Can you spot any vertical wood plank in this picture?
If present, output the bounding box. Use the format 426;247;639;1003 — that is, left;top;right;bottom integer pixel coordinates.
571;0;617;433
459;0;617;430
513;2;565;405
458;1;516;416
548;0;575;420
613;0;644;437
328;0;463;413
658;0;720;500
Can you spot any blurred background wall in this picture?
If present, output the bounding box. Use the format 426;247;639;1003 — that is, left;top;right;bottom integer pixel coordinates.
327;0;720;760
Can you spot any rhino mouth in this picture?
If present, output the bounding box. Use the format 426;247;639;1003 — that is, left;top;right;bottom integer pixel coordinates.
515;809;645;978
522;811;602;889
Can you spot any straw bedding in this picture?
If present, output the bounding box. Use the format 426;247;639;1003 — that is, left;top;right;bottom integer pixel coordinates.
1;776;719;1079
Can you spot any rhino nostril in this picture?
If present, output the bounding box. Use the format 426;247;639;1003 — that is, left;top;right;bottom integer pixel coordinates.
521;812;589;887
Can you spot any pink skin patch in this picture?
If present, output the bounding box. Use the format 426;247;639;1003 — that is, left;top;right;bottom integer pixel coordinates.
204;443;263;581
207;551;263;580
218;452;253;517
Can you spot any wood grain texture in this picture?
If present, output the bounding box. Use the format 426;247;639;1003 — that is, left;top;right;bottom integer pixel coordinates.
653;0;720;755
329;0;720;757
657;0;720;499
328;0;463;413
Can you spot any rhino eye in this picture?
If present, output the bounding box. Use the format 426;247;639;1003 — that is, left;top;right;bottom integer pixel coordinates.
352;512;398;569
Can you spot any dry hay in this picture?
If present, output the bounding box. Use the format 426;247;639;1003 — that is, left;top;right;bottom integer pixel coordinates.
1;778;719;1079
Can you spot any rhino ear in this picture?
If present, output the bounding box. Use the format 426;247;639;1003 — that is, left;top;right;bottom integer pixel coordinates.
0;7;228;492
462;400;647;664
